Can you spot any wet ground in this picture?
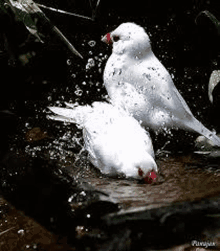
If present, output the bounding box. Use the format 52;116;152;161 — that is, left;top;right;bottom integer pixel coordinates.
1;148;220;250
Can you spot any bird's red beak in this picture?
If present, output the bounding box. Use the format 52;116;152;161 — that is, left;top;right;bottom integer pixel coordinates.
144;171;157;184
101;32;113;44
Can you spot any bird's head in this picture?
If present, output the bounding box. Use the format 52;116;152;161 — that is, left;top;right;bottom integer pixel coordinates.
101;22;151;58
135;154;158;183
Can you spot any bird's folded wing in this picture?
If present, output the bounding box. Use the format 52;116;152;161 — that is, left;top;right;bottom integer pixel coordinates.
172;87;193;115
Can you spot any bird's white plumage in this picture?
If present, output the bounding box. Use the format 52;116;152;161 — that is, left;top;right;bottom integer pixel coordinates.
102;22;220;146
48;102;157;179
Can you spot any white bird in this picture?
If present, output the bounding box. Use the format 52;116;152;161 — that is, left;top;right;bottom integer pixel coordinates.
47;102;157;181
101;22;220;146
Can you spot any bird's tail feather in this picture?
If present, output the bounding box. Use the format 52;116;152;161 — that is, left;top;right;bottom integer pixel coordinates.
199;124;220;147
185;117;220;147
47;114;75;123
47;106;90;126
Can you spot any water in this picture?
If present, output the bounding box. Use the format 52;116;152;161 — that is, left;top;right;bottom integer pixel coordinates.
79;152;220;209
1;150;220;250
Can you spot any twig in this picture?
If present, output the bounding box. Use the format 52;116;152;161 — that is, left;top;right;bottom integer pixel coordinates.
5;0;83;58
88;0;93;10
0;227;15;236
92;0;101;20
36;3;93;21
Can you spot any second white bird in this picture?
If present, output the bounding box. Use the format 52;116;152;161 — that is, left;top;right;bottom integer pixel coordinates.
48;102;157;181
102;22;220;146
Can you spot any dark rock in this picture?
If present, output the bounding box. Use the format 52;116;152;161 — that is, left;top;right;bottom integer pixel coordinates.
0;153;119;243
100;196;220;250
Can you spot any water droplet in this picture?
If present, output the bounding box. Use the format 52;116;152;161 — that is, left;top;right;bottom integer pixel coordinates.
18;229;25;235
75;89;83;96
80;191;86;196
33;244;37;249
86;58;95;70
89;51;93;55
117;81;124;86
67;59;72;65
88;40;96;47
135;56;139;60
143;73;151;81
88;58;95;64
151;85;156;90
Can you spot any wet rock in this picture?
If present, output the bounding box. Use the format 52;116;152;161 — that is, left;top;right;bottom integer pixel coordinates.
100;196;220;250
195;134;220;153
0;153;119;243
25;127;48;142
0;110;17;160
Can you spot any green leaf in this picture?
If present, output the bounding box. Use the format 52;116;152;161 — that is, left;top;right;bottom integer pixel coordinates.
6;0;44;42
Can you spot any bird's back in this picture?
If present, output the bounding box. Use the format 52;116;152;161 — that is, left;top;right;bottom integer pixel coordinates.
104;50;195;131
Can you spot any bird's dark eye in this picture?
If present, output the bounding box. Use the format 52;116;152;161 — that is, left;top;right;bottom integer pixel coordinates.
113;35;120;42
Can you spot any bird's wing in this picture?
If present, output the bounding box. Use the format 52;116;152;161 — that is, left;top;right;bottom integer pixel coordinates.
171;87;193;116
83;128;103;169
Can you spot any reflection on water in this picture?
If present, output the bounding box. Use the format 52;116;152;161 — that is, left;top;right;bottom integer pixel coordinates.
84;152;220;210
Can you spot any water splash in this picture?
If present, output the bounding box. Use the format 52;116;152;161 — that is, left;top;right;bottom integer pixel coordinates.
75;89;83;97
67;59;72;65
86;58;95;70
143;73;151;81
88;40;96;47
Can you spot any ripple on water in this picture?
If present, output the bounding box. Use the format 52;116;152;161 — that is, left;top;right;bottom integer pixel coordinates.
82;153;220;210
